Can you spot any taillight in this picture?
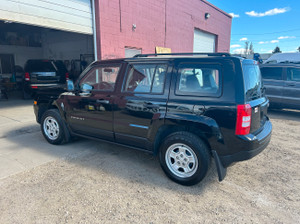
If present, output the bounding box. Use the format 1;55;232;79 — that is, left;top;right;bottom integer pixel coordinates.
31;86;38;89
65;72;69;81
235;104;252;135
25;72;30;81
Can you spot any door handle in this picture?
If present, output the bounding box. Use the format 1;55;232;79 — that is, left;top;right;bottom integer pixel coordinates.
96;99;109;104
193;105;205;115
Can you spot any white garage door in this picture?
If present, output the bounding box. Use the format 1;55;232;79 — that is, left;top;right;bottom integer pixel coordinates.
193;29;216;53
0;0;92;34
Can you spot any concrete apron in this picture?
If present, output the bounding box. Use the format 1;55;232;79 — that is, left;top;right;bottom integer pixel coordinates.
0;99;88;180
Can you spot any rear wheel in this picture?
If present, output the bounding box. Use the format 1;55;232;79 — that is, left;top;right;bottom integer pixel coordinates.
41;109;70;145
159;131;210;186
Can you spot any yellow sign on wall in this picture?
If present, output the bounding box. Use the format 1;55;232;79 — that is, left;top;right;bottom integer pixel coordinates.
155;47;172;54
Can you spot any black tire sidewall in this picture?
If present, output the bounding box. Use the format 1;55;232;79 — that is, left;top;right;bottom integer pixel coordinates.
41;109;65;145
159;132;210;186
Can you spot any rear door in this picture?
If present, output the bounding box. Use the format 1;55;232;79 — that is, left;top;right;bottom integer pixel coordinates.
260;66;284;108
283;66;300;109
113;61;170;150
243;61;268;133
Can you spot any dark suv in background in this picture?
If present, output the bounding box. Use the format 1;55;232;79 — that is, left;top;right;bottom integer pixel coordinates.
23;59;68;99
260;63;300;110
33;53;272;186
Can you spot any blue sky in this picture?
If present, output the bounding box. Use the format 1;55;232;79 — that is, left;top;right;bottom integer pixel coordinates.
207;0;300;54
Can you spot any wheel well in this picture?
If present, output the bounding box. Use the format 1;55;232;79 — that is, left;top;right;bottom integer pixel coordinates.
153;124;212;155
38;102;58;123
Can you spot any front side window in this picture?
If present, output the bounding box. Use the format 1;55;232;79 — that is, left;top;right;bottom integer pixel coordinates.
79;65;120;91
260;67;283;80
176;65;221;97
124;64;167;93
287;68;300;81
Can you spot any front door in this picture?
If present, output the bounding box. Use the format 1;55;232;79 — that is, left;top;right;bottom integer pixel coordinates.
64;63;122;141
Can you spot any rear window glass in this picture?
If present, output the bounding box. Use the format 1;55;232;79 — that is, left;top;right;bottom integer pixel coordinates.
260;67;283;80
25;61;57;72
243;64;262;100
176;64;221;97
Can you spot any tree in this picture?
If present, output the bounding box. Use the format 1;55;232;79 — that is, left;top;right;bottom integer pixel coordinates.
298;46;300;52
273;46;282;54
244;41;254;55
249;42;254;54
244;41;249;55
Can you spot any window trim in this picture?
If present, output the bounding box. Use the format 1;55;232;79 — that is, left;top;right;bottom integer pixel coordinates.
175;63;222;98
122;62;168;95
78;63;121;92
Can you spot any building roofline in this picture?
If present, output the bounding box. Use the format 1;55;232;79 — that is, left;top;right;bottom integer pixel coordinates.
200;0;232;18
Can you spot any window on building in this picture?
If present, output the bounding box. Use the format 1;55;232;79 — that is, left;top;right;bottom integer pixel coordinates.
124;64;167;93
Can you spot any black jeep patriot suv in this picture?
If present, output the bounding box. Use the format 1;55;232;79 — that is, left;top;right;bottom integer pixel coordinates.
34;53;272;186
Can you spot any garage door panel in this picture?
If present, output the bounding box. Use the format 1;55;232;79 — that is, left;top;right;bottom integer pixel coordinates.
0;0;92;34
0;10;92;34
193;29;216;53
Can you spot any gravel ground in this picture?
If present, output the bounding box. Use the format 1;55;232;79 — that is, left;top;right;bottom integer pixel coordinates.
0;109;299;224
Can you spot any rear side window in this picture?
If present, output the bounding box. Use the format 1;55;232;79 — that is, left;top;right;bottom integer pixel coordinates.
124;64;167;94
260;67;283;80
176;64;221;97
287;67;300;81
25;61;56;72
243;64;262;100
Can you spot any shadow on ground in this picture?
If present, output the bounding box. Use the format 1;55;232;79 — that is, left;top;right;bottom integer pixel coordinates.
3;124;219;195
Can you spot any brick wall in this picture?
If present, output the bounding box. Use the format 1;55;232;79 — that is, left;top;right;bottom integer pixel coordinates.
95;0;231;59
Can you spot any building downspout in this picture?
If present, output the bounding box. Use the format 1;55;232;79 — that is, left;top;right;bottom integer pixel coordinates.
91;0;98;61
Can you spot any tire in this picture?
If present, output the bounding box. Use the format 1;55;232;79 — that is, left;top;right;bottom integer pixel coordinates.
159;131;211;186
41;109;70;145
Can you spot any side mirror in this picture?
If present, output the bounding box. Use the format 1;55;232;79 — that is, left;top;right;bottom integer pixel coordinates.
81;83;93;94
67;80;74;91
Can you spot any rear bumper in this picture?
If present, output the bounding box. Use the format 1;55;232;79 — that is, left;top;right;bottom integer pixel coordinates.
220;119;272;167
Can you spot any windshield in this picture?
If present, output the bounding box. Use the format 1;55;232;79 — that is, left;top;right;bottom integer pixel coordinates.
242;64;262;100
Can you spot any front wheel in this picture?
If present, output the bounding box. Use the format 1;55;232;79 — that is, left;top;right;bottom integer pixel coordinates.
41;109;69;145
159;131;210;186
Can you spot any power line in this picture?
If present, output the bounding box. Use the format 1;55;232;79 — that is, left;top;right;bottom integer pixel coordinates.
231;28;300;36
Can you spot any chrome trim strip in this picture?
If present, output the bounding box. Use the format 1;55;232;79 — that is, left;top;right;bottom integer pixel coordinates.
129;124;149;129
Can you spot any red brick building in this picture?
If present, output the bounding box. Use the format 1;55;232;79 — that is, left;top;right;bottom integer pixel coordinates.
94;0;232;59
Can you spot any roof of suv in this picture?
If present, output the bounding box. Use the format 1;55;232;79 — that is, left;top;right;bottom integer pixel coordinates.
91;53;246;65
260;62;300;68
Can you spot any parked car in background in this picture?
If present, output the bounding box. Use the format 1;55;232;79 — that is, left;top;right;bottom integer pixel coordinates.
23;59;68;99
260;63;300;110
264;52;300;64
33;53;272;186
